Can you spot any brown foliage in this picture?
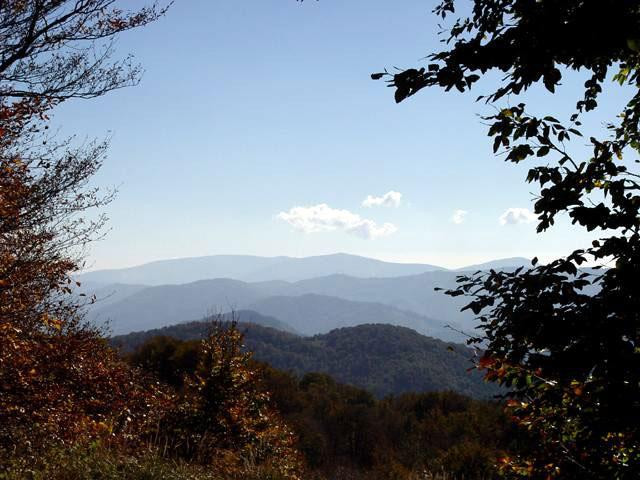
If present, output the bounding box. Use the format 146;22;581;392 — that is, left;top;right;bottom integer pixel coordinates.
0;327;169;451
154;321;304;479
0;0;169;466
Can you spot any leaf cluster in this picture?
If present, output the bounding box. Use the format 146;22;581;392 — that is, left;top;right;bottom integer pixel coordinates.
372;0;640;477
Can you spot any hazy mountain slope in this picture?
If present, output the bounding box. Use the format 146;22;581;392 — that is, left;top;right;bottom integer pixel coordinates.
87;256;538;337
77;253;444;285
112;323;496;398
243;253;444;282
77;253;533;286
90;278;289;335
248;293;463;341
92;258;596;338
77;255;286;286
455;257;531;272
221;310;298;333
288;272;477;331
87;272;476;337
77;283;148;309
86;276;468;340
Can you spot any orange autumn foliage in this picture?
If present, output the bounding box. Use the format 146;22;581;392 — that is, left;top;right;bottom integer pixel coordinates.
153;321;304;479
0;0;169;462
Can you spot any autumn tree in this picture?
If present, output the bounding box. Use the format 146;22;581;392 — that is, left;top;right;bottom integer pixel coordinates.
155;320;304;479
373;1;640;478
0;0;168;463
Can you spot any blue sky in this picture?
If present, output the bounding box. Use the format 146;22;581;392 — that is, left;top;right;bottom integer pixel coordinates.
53;0;631;270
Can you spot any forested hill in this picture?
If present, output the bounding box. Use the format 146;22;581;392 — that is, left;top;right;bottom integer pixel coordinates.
112;322;497;399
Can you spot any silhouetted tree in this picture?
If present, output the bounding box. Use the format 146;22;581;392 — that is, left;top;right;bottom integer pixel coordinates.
373;1;640;478
0;1;167;101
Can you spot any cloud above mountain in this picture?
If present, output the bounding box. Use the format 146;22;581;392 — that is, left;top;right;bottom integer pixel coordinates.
362;191;402;208
277;204;397;239
451;209;468;224
499;207;536;225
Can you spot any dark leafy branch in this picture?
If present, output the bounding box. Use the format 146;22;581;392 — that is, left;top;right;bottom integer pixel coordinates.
0;1;170;101
373;0;640;478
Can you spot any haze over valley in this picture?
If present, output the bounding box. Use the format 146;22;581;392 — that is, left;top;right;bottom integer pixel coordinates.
79;253;530;340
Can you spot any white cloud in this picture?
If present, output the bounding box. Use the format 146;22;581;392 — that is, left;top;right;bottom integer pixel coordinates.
499;207;536;225
362;190;402;208
277;203;397;239
451;209;468;224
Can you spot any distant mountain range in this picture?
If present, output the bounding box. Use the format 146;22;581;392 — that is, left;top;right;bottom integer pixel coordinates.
248;293;461;340
85;274;473;338
78;253;530;286
87;278;286;334
80;253;533;339
112;322;497;399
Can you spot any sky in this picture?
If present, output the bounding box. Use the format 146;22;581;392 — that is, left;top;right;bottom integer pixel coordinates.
52;0;632;270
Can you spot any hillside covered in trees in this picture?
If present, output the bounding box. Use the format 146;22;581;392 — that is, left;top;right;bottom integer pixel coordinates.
113;321;498;398
119;324;517;479
259;369;514;479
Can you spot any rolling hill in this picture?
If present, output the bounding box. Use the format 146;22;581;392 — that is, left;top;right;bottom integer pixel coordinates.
287;271;473;328
112;322;497;399
76;282;148;309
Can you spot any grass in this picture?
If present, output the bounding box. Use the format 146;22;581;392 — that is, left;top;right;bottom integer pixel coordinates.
0;443;292;480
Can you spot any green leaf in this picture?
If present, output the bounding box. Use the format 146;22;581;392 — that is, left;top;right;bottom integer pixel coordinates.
537;146;550;157
627;38;640;52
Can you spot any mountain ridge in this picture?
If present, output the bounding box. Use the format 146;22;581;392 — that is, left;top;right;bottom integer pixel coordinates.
78;253;529;286
247;293;462;341
87;277;468;341
83;254;534;338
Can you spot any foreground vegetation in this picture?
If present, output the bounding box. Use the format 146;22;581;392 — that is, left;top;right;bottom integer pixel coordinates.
124;328;516;479
2;322;304;478
2;321;514;480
